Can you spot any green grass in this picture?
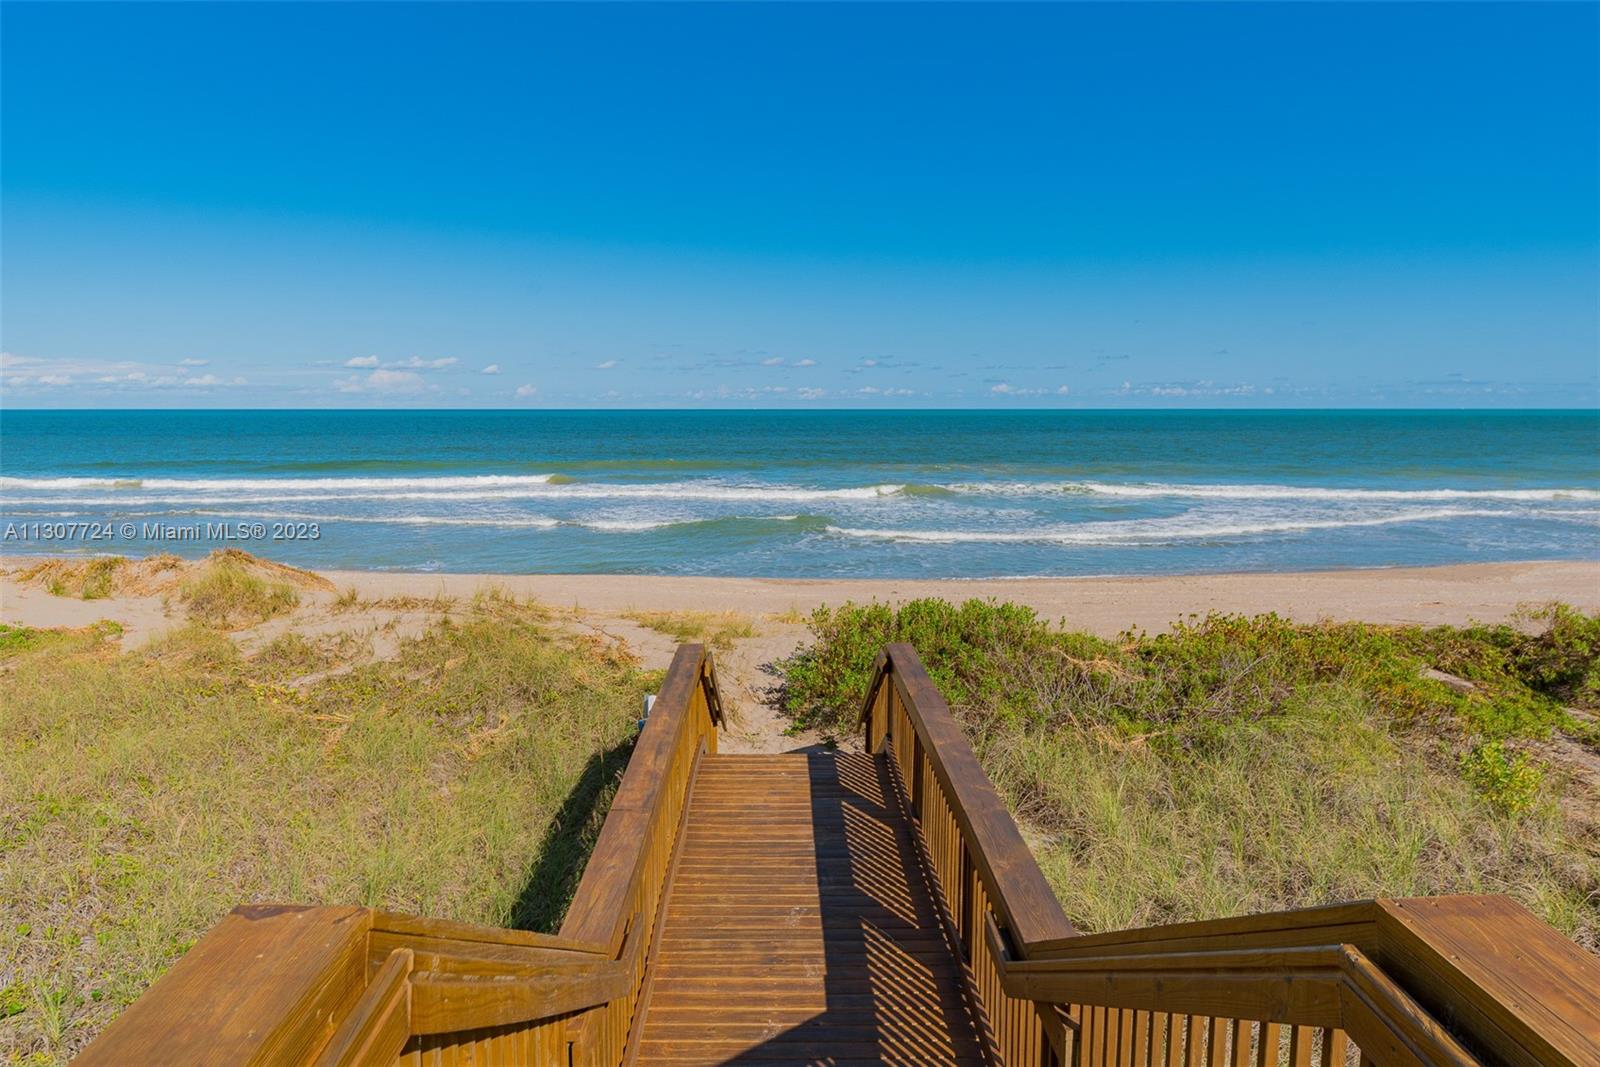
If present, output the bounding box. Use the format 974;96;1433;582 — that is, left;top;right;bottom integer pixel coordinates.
781;599;1600;947
0;598;655;1063
623;609;757;650
176;555;300;629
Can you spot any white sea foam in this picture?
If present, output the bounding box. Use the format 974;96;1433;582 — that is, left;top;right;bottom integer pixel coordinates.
4;481;909;505
943;481;1600;502
0;474;561;492
824;507;1589;545
6;473;1596;505
189;510;564;529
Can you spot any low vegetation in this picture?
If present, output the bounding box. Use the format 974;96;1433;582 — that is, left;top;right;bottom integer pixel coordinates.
14;556;183;600
782;599;1600;946
624;609;757;650
0;597;654;1063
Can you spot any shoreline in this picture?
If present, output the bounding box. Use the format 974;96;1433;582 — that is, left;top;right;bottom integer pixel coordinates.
5;555;1597;644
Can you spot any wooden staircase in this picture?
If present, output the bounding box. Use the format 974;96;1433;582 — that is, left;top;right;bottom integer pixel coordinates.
76;644;1600;1067
635;752;987;1065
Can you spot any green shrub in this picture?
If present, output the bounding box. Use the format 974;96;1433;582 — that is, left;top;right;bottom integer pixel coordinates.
779;599;1600;946
782;598;1089;731
1460;740;1544;817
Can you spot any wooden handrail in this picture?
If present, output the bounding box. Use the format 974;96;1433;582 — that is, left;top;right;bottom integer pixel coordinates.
74;640;1599;1066
75;644;724;1067
559;643;719;1063
860;643;1078;950
862;644;1600;1067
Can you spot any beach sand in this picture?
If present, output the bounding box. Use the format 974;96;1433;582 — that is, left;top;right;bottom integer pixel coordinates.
5;557;1597;752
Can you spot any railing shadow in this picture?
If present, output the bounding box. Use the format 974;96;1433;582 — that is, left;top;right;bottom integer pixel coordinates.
706;750;986;1064
508;736;636;934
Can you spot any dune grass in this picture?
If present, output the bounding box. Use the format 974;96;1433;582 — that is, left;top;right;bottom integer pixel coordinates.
175;554;305;629
0;599;654;1063
781;599;1600;947
624;609;757;650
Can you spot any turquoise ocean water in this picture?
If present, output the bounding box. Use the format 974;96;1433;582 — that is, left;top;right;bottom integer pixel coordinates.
1;410;1596;577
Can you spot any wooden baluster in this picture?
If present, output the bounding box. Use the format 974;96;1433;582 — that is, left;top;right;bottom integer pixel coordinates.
1185;1016;1206;1067
1228;1020;1252;1067
1256;1023;1283;1067
1130;1010;1151;1067
1318;1030;1349;1067
1206;1018;1228;1067
1287;1026;1314;1067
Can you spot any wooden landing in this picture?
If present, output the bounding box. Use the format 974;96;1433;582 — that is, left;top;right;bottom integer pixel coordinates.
634;752;988;1065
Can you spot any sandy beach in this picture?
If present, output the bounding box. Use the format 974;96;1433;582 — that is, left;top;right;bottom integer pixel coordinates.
5;555;1596;752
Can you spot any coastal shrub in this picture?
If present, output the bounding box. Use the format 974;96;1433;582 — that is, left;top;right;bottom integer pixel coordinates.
0;603;654;1062
782;598;1081;730
1459;739;1544;818
780;600;1600;947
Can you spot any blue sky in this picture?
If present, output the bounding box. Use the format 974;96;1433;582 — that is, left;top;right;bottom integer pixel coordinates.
2;2;1595;409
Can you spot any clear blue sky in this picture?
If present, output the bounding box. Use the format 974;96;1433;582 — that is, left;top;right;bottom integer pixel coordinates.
2;2;1596;409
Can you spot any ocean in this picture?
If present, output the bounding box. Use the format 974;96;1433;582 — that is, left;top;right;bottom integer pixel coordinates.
1;410;1596;578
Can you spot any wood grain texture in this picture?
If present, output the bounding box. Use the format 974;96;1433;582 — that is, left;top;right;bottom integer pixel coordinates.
74;905;370;1067
633;752;988;1065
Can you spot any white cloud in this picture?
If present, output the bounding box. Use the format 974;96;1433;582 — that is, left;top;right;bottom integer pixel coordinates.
515;384;538;398
594;360;618;370
761;356;784;366
861;359;878;367
35;374;73;386
795;358;817;367
183;374;223;387
1116;379;1256;398
391;356;457;370
335;369;429;394
797;387;826;400
179;358;209;367
481;364;501;375
991;382;1054;397
1057;385;1070;395
345;356;380;368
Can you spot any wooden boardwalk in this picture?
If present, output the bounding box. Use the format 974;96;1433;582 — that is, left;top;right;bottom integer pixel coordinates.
76;643;1600;1067
635;752;988;1065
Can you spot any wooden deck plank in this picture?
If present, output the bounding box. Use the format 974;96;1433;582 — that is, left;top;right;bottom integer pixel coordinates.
635;751;988;1066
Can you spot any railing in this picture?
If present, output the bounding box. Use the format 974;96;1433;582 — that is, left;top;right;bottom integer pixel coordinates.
74;640;1600;1065
861;643;1600;1067
75;644;722;1067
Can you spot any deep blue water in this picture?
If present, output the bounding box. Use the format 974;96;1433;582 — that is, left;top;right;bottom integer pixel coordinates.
2;410;1596;577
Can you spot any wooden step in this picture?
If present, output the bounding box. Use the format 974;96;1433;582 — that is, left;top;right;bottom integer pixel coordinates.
633;752;987;1066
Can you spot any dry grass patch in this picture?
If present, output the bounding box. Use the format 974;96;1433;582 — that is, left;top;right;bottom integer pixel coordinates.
170;549;333;629
624;609;757;650
330;589;458;614
177;560;298;629
0;601;653;1062
14;555;185;599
